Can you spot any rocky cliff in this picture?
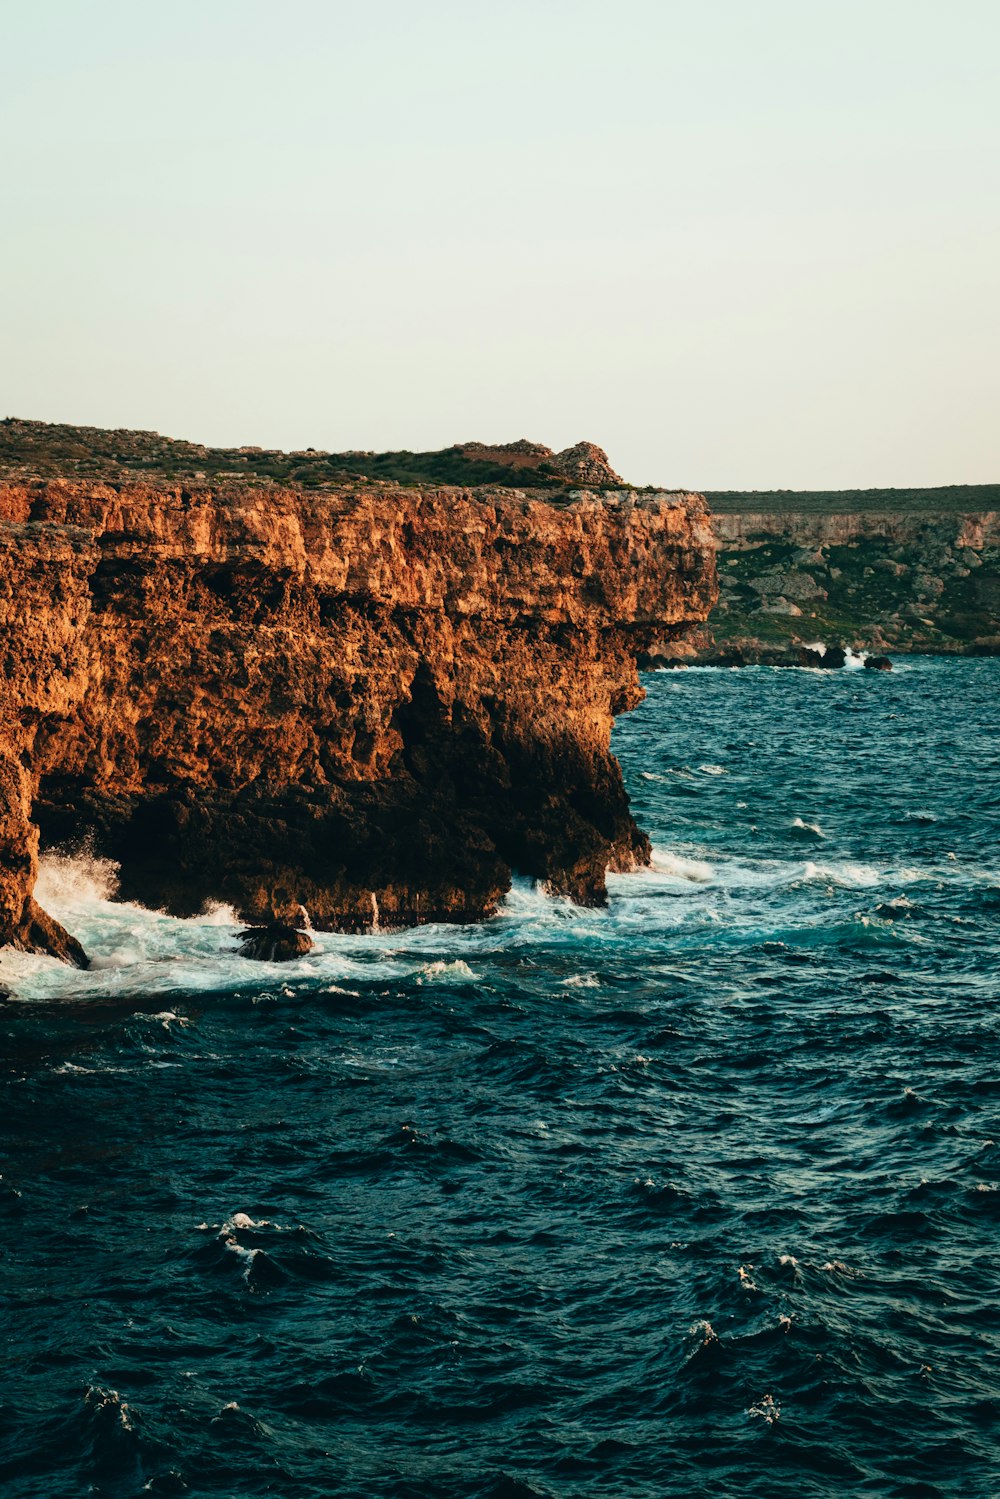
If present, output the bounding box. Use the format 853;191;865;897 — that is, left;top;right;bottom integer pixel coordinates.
0;438;716;964
659;489;1000;664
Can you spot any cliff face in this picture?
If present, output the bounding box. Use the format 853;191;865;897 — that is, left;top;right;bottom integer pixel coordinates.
662;502;1000;663
0;475;716;962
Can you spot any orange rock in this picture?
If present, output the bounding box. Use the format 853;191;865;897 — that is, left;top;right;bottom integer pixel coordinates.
0;473;717;961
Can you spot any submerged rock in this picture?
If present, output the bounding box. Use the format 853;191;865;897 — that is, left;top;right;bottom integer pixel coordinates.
819;645;847;669
795;647;825;668
237;925;313;962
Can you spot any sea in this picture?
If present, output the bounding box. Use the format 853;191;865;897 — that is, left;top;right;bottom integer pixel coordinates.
1;657;998;1499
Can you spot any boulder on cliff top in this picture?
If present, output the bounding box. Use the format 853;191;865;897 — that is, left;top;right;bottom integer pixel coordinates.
455;439;623;487
552;442;623;487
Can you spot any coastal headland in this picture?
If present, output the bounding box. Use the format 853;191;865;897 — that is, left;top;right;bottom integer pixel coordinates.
0;420;717;964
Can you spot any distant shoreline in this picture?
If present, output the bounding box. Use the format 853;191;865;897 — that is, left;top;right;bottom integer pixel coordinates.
705;485;1000;516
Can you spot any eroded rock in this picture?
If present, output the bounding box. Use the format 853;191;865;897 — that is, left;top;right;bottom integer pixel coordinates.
0;449;717;961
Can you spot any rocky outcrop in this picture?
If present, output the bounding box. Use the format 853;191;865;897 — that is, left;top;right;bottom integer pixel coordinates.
236;924;314;962
454;440;623;487
0;463;716;961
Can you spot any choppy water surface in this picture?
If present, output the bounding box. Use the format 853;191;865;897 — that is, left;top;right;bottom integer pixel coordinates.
2;658;999;1498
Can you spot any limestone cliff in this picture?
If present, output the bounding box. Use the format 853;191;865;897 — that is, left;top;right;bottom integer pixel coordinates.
0;459;716;963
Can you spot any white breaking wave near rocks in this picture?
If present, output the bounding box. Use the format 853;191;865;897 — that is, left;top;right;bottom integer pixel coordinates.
35;848;121;907
417;959;479;982
1;827;991;1005
649;852;714;883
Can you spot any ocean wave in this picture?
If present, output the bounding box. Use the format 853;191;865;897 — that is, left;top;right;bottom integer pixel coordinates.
417;959;480;982
34;848;121;907
790;816;826;840
649;851;714;883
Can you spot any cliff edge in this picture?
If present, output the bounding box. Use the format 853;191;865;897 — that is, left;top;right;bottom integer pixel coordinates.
0;432;716;963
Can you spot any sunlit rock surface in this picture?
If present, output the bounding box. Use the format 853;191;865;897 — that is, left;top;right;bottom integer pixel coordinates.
0;442;716;960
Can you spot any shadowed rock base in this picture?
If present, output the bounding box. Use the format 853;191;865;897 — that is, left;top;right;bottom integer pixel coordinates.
0;753;89;967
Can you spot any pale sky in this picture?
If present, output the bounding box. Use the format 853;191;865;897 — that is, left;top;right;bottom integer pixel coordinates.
2;0;997;489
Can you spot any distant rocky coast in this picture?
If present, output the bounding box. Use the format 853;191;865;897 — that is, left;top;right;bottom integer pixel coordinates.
651;487;1000;667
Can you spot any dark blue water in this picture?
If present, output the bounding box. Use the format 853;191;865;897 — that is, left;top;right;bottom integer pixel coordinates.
2;658;999;1498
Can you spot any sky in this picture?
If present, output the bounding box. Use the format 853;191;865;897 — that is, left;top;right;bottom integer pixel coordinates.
2;0;998;489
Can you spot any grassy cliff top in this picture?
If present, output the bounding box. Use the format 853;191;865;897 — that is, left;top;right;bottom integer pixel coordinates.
7;422;993;514
0;420;621;492
705;485;1000;516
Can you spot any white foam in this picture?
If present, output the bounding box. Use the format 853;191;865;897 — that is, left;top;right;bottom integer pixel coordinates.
417;959;478;981
84;1386;134;1432
747;1394;781;1424
35;849;120;908
225;1239;261;1282
210;1211;307;1236
649;852;714;883
797;859;881;888
498;875;568;916
199;900;241;926
228;1212;268;1231
3;839;988;1006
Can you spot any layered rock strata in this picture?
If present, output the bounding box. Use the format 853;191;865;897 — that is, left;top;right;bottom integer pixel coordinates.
0;476;716;963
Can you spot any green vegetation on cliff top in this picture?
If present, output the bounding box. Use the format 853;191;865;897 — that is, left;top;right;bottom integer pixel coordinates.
5;421;995;516
0;419;573;491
